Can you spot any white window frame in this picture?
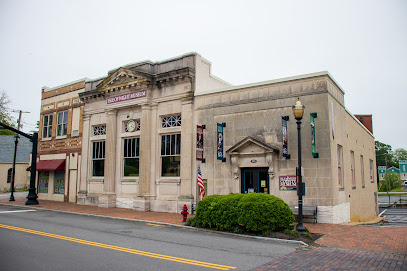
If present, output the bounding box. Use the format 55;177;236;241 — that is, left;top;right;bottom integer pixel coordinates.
338;144;343;188
160;133;181;177
122;137;140;178
42;114;53;138
92;140;105;177
361;155;365;188
57;111;68;137
351;151;355;188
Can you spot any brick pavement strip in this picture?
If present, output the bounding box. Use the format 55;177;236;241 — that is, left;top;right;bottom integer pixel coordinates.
252;247;407;271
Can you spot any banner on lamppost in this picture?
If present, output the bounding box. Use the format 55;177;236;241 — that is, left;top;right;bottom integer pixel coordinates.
217;123;224;160
196;125;204;161
282;117;288;158
310;113;317;157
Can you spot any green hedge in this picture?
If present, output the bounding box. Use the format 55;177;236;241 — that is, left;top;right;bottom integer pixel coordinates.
189;193;294;233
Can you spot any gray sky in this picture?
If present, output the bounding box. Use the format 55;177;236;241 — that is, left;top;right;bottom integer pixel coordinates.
0;0;406;149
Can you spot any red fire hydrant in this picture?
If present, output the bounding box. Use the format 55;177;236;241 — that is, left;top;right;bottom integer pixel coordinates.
181;204;189;223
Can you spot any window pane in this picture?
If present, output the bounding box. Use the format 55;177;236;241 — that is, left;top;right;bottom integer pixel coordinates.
54;171;65;194
124;138;128;157
124;158;139;177
170;134;175;155
166;135;170;155
161;136;165;155
58;113;63;124
136;138;140;157
63;111;68;122
49;115;53;125
63;123;67;136
39;172;49;193
131;138;136;157
176;134;181;155
44;115;48;126
93;160;104;177
161;156;180;177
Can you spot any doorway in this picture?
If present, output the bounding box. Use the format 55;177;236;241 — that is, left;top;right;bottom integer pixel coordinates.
241;167;269;194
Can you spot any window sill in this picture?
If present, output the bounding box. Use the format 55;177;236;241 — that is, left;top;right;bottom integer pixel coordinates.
41;137;52;141
56;135;67;140
156;178;181;184
89;178;104;183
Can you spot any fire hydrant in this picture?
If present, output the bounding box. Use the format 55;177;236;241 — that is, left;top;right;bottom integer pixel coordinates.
181;204;189;223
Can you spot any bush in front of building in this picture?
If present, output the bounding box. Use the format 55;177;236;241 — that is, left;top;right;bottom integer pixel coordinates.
236;193;294;232
188;193;294;233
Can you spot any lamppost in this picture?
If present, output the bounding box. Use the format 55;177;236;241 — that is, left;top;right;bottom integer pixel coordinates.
292;98;306;234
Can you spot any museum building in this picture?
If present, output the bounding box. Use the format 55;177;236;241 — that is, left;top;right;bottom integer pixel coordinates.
73;52;377;223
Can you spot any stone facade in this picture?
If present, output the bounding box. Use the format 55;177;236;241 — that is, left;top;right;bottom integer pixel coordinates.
75;53;377;223
37;79;87;202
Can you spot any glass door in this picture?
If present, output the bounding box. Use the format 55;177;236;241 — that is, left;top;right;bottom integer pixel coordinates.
241;168;269;194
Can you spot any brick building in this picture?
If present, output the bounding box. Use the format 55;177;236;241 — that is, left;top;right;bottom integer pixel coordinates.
36;78;87;202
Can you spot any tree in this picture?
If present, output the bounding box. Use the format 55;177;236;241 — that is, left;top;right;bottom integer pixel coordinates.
375;140;396;167
393;148;407;163
0;91;16;135
378;172;402;192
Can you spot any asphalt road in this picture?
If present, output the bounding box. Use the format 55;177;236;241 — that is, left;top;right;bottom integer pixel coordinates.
379;207;407;226
0;205;297;271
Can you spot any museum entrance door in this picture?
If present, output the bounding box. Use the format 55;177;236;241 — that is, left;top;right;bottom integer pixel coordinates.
241;167;269;194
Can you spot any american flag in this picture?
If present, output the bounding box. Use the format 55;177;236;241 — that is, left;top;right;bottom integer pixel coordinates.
197;163;205;200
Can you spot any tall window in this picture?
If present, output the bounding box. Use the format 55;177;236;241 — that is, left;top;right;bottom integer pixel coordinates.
54;171;65;194
351;151;355;188
43;114;53;138
57;111;68;136
7;168;12;183
92;141;105;177
370;159;374;182
123;138;140;177
337;145;343;188
161;134;181;176
360;155;365;187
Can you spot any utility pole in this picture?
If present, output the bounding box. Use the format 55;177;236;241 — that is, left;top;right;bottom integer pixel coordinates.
9;110;29;201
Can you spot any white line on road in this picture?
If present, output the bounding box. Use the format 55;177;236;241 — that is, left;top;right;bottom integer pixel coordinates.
0;210;37;214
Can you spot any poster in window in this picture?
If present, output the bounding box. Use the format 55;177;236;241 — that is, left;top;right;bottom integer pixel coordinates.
54;171;65;194
196;125;204;161
216;123;223;160
282;117;288;158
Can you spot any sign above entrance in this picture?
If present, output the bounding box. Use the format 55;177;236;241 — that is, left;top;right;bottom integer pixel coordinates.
107;90;147;104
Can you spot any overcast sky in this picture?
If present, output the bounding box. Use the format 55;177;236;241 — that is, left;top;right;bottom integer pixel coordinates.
0;0;406;149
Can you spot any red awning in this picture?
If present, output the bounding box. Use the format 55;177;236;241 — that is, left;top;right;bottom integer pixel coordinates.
27;159;66;172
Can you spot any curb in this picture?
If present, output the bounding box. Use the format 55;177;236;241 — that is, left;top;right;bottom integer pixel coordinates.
0;202;308;247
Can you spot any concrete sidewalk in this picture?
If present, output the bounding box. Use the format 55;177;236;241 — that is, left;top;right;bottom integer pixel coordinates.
1;197;406;270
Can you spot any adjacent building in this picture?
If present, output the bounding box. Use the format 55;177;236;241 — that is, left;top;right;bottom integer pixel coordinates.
0;135;31;191
72;52;377;223
37;79;87;202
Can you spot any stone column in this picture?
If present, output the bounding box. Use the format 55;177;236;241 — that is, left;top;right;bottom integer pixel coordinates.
134;103;152;211
178;98;194;209
78;113;90;204
99;109;117;207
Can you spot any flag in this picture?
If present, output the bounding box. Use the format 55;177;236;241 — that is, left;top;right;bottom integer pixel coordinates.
197;163;205;200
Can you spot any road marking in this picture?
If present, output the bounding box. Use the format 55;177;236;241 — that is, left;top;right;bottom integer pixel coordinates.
0;224;236;270
0;210;37;214
146;223;164;227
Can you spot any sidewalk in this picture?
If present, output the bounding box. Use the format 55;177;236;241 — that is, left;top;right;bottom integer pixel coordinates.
1;197;406;270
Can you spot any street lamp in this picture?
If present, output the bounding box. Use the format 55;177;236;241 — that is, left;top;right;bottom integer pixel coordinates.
292;98;306;235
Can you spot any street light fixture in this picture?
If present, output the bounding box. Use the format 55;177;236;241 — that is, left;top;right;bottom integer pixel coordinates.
292;98;306;235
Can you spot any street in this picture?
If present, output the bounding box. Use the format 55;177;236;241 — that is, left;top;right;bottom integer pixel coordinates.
0;205;297;271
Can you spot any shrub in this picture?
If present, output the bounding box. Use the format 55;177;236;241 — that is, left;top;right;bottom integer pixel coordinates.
237;193;294;232
192;193;294;233
379;172;402;192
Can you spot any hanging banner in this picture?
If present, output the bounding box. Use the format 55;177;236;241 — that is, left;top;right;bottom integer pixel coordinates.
310;113;316;157
217;123;224;160
282;117;288;158
196;125;204;161
279;175;297;190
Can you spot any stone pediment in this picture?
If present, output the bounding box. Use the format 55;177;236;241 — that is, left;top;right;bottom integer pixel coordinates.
226;136;279;155
96;67;152;93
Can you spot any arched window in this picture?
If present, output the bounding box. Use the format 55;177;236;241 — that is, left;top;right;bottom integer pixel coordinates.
7;168;12;183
